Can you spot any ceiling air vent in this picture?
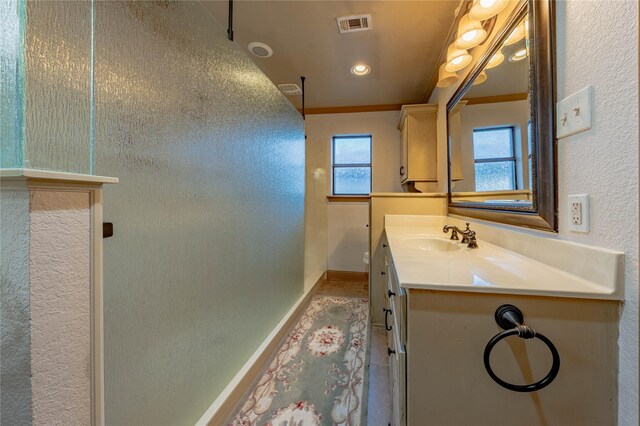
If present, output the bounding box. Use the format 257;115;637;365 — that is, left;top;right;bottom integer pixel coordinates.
278;84;302;96
336;14;372;34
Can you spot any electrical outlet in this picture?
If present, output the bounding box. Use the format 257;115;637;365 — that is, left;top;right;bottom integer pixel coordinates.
571;202;582;225
568;194;589;232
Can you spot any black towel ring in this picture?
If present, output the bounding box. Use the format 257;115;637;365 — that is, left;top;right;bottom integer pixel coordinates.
483;304;560;392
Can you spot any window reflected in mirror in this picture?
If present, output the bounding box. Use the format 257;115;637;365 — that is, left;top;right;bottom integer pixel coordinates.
473;127;516;192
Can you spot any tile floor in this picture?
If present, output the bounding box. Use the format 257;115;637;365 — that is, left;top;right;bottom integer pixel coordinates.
317;279;392;426
367;325;393;426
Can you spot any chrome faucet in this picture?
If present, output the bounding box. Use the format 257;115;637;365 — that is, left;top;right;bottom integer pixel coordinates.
443;223;479;249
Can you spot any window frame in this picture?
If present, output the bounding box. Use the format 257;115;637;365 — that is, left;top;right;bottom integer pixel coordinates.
472;126;518;192
331;135;372;196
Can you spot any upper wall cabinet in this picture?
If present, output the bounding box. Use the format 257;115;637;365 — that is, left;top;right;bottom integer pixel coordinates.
397;104;438;184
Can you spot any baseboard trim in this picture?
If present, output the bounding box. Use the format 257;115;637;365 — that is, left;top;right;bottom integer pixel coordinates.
194;278;322;426
326;270;369;282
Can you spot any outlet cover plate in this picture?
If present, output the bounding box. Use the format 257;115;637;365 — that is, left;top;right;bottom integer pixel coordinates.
557;86;593;139
568;194;590;232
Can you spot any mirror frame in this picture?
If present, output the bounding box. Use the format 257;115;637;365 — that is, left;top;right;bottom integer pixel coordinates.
446;0;557;232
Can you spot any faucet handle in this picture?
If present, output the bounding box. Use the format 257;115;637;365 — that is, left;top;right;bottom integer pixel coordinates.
467;231;478;249
460;222;472;243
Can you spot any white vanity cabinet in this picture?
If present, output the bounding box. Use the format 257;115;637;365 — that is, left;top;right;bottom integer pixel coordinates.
380;223;620;426
403;290;618;426
382;236;406;426
397;104;438;184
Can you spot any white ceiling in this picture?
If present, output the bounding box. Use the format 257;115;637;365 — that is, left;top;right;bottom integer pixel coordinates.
201;0;459;109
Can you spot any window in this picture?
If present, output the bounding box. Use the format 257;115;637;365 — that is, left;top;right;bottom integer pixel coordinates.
473;127;516;192
332;135;372;195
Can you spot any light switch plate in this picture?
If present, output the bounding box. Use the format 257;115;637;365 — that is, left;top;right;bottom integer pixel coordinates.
568;194;589;232
556;86;593;139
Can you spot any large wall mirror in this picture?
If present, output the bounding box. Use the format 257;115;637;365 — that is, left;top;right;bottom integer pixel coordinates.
447;0;557;231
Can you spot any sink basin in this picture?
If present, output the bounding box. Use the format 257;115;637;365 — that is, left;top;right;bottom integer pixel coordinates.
397;236;461;252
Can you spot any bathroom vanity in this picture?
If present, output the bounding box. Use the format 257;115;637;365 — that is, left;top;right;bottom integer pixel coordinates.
379;215;624;426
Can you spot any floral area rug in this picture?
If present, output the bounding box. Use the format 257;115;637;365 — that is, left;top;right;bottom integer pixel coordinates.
229;295;369;426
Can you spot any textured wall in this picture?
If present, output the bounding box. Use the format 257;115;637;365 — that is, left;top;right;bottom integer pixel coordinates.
555;1;639;423
0;185;31;424
24;0;93;173
0;0;25;168
91;2;305;424
29;191;92;425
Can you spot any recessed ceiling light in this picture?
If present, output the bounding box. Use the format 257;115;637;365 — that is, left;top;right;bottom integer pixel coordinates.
248;42;273;58
351;64;371;76
277;83;302;95
510;48;528;62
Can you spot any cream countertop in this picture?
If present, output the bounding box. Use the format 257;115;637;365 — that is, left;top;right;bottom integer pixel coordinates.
384;215;624;300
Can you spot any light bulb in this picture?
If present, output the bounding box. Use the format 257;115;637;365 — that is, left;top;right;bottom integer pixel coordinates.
485;51;504;69
473;71;488;86
510;49;527;61
445;44;472;72
504;23;525;46
454;15;487;49
469;0;509;21
462;29;480;42
437;63;460;88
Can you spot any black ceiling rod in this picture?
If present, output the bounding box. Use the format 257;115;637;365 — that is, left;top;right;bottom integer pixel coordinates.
301;76;306;120
227;0;234;41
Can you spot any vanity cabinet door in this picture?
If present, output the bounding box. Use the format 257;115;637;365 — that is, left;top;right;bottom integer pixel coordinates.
388;323;406;426
395;329;407;426
385;247;406;345
385;256;407;426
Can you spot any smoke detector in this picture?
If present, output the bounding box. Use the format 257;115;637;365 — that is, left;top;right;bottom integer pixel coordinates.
248;42;273;58
277;84;302;96
336;14;372;34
